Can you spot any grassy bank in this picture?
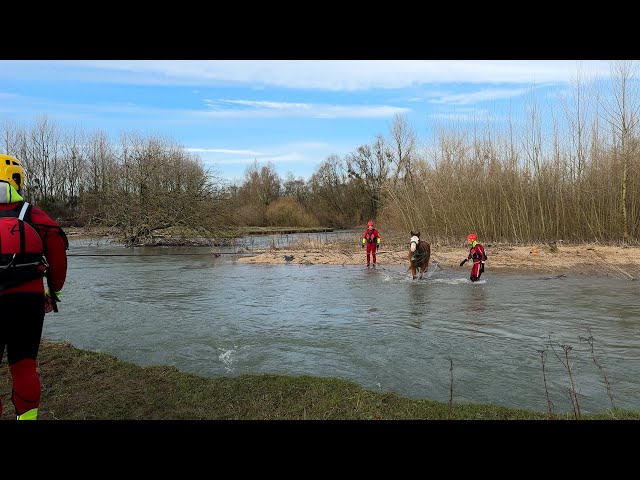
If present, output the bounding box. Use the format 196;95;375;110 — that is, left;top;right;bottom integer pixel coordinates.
0;341;637;420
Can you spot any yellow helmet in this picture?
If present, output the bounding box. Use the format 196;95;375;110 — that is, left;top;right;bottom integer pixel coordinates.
0;154;25;191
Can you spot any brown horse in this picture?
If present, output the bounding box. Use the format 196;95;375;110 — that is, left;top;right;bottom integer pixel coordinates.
408;231;431;280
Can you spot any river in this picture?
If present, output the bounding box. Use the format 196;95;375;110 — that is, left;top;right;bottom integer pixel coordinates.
43;235;640;415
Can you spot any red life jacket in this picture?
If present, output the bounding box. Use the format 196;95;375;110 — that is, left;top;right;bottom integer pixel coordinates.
364;228;380;243
0;201;47;291
470;243;487;262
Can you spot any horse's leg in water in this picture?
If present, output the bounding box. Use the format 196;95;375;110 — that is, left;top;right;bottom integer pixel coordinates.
408;252;416;279
422;258;430;279
419;244;431;280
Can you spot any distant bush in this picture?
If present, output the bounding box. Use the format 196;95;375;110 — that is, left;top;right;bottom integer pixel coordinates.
236;204;266;226
266;198;319;227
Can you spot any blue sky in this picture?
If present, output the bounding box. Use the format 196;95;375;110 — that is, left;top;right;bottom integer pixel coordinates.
0;60;616;185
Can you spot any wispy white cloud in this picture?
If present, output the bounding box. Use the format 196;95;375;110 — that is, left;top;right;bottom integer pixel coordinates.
213;99;313;110
187;147;266;156
0;60;615;91
311;105;409;118
194;141;334;161
0;92;152;118
0;91;408;122
428;108;494;123
428;87;532;105
193;141;350;179
211;152;303;165
201;99;408;119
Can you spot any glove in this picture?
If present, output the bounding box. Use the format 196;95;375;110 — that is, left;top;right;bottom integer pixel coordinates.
361;243;365;249
44;288;61;314
376;244;379;252
44;295;54;314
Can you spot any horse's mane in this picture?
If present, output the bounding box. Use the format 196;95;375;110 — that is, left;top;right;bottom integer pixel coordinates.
410;231;429;247
409;231;430;255
415;239;430;254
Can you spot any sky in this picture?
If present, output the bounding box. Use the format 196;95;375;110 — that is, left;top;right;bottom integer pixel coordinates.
0;60;618;185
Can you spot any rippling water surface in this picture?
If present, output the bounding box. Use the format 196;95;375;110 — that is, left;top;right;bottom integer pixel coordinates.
45;238;640;414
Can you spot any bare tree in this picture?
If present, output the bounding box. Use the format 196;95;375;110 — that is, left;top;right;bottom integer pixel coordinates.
60;126;87;220
282;171;310;206
104;134;224;244
1;119;21;154
242;160;281;207
522;87;547;237
601;60;640;242
25;115;63;208
346;135;392;220
387;113;418;187
308;154;364;227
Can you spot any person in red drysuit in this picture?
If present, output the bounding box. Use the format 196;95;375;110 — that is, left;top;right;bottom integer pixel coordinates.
0;153;68;420
460;233;487;282
361;220;381;267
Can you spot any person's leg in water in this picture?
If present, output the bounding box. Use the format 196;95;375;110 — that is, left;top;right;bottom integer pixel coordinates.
470;261;482;282
366;242;376;267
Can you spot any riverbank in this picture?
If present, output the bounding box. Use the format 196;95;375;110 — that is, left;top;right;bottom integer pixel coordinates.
64;226;640;278
236;241;640;279
1;340;636;420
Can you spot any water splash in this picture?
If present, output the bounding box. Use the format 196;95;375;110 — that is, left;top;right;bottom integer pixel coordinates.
429;278;484;285
218;347;237;373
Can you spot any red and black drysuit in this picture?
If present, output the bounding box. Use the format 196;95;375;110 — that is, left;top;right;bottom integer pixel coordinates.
0;190;68;418
466;242;487;282
362;227;381;266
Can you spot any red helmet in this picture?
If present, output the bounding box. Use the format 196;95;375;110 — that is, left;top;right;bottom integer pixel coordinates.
367;221;374;227
467;233;477;242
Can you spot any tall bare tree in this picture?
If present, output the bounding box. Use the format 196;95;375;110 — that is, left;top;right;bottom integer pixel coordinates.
309;154;363;227
601;60;640;242
60;126;87;218
282;172;310;206
346;135;392;219
522;88;547;237
387;113;418;187
25;115;63;208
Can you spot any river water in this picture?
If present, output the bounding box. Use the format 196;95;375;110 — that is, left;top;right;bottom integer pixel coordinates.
43;235;640;415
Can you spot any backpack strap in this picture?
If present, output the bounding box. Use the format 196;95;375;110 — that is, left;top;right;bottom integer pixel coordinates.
16;202;30;254
18;201;30;220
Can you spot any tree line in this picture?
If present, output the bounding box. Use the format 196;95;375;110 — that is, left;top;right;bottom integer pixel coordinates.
2;61;639;245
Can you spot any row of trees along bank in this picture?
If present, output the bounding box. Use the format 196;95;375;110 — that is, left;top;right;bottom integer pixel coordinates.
2;61;639;246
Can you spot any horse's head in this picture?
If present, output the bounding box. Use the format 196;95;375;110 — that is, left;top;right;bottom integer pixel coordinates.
410;231;420;252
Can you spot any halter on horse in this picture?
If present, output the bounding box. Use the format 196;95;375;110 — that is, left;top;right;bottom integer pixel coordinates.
408;231;431;280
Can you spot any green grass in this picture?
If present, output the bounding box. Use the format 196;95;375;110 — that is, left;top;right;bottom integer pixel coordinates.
0;341;637;420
